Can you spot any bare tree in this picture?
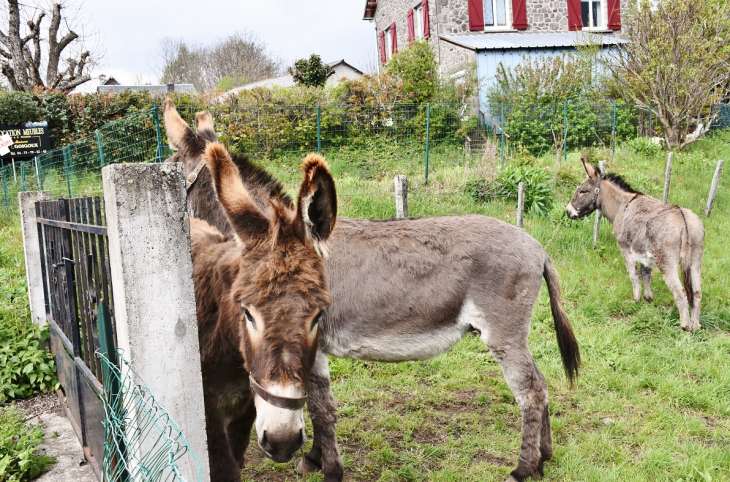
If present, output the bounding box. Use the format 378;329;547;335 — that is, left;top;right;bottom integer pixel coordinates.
608;0;730;149
0;0;99;92
154;31;281;92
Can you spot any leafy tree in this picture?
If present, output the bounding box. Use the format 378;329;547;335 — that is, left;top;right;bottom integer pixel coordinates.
386;40;438;103
607;0;730;149
288;54;333;88
0;0;99;92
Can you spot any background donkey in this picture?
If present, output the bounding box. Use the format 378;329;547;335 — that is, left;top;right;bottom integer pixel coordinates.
165;101;580;482
189;141;338;481
566;157;704;331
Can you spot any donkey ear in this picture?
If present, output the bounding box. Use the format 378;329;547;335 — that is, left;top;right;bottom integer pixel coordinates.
205;143;271;241
163;99;191;152
195;110;218;143
296;154;337;256
581;156;598;179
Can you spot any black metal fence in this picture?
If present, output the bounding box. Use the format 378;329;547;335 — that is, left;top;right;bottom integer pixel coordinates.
36;196;115;480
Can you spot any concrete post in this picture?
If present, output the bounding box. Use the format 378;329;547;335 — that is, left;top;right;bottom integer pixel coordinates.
18;191;51;327
102;162;210;482
395;175;408;218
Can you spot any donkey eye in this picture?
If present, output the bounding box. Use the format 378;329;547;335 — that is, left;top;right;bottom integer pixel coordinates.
243;308;255;328
311;311;323;331
579;190;588;194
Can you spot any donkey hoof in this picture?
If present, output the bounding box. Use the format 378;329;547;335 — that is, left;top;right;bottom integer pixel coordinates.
296;454;322;476
644;294;653;302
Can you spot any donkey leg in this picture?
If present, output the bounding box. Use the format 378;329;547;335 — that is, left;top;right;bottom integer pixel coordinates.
689;245;704;331
622;253;642;302
534;362;552;476
640;264;653;302
227;400;257;469
297;349;344;482
659;266;692;330
490;343;547;482
206;411;242;482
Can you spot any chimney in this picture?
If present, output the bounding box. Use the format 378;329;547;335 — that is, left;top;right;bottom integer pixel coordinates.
167;83;175;93
98;74;107;84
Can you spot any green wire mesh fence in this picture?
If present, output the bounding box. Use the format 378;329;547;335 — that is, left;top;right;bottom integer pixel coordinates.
97;348;203;482
3;99;721;215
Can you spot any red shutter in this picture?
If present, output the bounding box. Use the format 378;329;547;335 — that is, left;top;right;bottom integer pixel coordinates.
567;0;582;31
407;10;415;42
422;0;430;38
468;0;484;31
607;0;621;30
511;0;528;30
391;22;398;54
379;31;386;63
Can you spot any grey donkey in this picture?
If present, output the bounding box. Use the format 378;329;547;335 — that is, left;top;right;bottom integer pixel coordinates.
566;157;704;331
163;100;581;482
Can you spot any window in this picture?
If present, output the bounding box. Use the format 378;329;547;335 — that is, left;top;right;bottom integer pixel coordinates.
581;0;603;29
413;4;424;39
384;27;393;60
483;0;510;28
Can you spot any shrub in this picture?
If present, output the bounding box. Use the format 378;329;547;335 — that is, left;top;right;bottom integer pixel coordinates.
0;92;42;126
0;406;56;480
386;40;438;103
625;136;663;157
466;163;554;215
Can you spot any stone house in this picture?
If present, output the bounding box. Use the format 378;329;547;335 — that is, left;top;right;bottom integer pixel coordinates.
363;0;628;107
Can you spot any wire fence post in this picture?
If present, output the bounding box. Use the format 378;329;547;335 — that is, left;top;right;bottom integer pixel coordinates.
2;166;8;211
516;181;525;228
20;161;26;191
648;101;653;137
62;146;72;198
395;175;408;218
612;101;617;157
705;160;724;217
500;102;505;166
153;104;165;163
96;130;106;168
663;151;674;203
563;101;568;162
35;156;42;191
316;105;322;154
424;102;431;185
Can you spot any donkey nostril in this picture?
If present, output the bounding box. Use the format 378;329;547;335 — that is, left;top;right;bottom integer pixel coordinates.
261;430;267;445
298;429;305;445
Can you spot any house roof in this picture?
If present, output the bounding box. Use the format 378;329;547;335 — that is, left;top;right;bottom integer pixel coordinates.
363;0;377;20
97;84;197;95
216;60;363;101
440;32;628;50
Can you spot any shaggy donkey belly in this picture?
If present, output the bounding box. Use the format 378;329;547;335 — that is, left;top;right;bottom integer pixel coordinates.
627;250;657;269
322;299;484;362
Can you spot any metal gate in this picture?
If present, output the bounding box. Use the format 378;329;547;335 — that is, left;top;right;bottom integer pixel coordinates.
36;196;115;480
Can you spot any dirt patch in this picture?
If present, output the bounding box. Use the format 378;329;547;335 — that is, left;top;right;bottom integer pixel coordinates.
14;391;63;419
471;451;513;467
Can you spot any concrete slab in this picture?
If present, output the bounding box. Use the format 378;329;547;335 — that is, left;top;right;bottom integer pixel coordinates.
29;412;97;482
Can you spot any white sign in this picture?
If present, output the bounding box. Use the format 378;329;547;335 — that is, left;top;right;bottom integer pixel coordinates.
0;133;13;156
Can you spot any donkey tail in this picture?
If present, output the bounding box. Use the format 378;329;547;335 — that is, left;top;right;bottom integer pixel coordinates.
679;216;694;308
543;258;580;387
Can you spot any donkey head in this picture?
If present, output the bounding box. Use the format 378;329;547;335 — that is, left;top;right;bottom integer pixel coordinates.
566;156;601;220
205;142;337;463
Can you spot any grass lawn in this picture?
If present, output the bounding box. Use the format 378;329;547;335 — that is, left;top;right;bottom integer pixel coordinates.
1;132;728;481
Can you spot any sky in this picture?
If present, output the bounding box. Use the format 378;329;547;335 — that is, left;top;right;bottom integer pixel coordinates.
75;0;378;89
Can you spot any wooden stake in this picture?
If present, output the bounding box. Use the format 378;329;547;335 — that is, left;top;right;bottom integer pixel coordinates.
516;181;525;228
395;175;408;218
593;160;607;246
663;152;673;203
705;160;724;217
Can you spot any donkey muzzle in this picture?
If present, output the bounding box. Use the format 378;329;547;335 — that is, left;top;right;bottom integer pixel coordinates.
251;376;307;463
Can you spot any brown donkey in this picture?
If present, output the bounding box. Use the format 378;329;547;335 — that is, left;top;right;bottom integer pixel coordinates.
165;101;580;482
566;157;704;331
190;141;337;481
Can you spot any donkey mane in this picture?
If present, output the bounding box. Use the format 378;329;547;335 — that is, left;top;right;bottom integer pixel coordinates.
600;168;642;195
230;152;294;209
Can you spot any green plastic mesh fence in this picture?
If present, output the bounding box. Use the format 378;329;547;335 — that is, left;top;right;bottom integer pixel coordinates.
97;349;203;482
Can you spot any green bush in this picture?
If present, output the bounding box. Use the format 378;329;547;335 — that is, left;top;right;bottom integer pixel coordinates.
0;92;42;126
0;406;55;480
466;163;554;215
386;40;439;103
624;136;663;157
0;324;57;402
